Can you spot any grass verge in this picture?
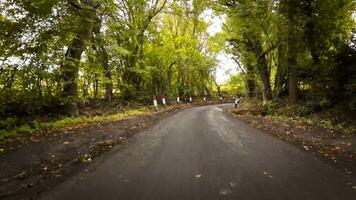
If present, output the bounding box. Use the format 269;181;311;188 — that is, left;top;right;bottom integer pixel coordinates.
0;107;150;141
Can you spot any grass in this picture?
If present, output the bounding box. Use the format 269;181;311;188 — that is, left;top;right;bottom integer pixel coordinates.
0;107;150;141
236;99;356;135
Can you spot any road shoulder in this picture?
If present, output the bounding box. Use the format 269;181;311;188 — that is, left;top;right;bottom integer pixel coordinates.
227;108;356;177
0;105;187;200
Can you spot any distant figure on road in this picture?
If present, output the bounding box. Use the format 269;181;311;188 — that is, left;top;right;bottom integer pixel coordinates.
235;96;240;108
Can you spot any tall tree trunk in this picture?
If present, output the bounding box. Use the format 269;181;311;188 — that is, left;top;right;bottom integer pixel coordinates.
257;61;272;102
93;16;112;104
61;3;97;116
83;81;88;100
167;62;175;99
255;42;273;103
275;29;287;99
101;47;112;103
305;0;320;66
287;23;298;104
246;63;256;98
280;0;299;104
93;74;99;99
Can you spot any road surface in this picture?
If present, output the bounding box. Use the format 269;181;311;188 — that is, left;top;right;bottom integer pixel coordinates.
40;104;356;200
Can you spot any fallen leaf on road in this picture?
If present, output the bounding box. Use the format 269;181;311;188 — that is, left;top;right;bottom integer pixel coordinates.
195;174;202;178
0;148;4;152
14;171;27;179
63;141;69;145
303;146;309;151
219;189;232;196
229;182;236;187
352;186;356;190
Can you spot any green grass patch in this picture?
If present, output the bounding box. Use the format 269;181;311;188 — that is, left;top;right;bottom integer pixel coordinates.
0;107;150;141
266;114;354;134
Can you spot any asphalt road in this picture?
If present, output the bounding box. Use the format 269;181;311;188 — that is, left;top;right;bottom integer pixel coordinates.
40;104;356;200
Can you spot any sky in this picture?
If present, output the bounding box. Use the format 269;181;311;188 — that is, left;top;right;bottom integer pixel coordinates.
203;10;239;85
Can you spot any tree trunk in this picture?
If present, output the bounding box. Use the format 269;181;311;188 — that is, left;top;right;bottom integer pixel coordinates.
257;60;272;102
101;48;112;103
275;33;287;99
167;62;175;99
246;63;256;98
255;42;273;103
280;0;299;104
287;24;298;104
61;4;96;116
93;75;99;99
61;6;95;116
83;81;88;100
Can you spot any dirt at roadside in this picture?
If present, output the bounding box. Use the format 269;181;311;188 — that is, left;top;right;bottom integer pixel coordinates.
0;105;188;200
228;109;356;176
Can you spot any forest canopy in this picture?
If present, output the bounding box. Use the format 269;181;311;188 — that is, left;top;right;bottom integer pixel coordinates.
0;0;356;118
216;0;356;111
0;0;217;116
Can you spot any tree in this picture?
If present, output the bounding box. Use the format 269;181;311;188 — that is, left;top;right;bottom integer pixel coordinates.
61;0;100;116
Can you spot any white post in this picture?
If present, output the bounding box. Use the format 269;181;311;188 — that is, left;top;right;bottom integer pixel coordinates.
177;97;180;104
153;96;158;107
189;97;192;102
162;96;166;106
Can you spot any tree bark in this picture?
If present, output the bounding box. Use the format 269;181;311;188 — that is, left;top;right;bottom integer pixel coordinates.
254;41;273;103
246;63;256;98
287;23;298;104
61;2;97;116
99;45;112;103
275;27;287;99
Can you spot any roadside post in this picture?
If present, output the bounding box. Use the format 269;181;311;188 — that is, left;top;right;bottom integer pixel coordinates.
153;95;158;109
161;96;166;107
189;97;192;103
235;98;238;108
203;97;206;103
177;96;180;104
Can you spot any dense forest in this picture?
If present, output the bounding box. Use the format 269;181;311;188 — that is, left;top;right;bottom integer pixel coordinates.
1;0;217;117
0;0;355;119
219;0;356;110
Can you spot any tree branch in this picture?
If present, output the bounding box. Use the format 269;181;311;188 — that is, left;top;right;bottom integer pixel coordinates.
67;0;82;10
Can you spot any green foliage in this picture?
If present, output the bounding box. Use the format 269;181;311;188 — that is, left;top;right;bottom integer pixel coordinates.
1;0;355;121
0;117;17;130
0;108;149;140
216;0;356;111
220;74;246;96
0;0;218;116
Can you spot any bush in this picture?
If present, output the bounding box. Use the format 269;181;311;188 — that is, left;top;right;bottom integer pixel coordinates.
17;124;35;134
0;117;17;129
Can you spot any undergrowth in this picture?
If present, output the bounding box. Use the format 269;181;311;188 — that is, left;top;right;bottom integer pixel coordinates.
0;107;150;141
236;98;356;134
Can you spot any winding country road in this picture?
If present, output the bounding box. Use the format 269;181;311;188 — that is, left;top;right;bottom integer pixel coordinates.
40;104;356;200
